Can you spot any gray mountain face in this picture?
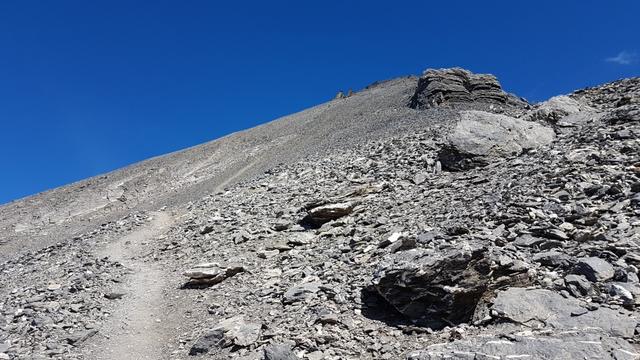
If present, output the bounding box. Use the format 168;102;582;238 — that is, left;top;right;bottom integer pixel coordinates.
0;68;639;360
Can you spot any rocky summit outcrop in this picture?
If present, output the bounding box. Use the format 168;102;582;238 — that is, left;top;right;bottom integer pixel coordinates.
409;67;529;112
0;70;639;360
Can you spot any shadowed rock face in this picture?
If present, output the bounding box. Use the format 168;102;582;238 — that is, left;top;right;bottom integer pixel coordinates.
409;67;528;111
372;245;531;328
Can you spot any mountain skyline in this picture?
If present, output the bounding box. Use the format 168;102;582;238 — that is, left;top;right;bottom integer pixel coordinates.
1;1;639;204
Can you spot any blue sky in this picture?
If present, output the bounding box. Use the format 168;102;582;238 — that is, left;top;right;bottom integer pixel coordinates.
0;1;638;204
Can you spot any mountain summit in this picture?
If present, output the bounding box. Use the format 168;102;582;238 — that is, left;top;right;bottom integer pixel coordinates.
1;68;639;359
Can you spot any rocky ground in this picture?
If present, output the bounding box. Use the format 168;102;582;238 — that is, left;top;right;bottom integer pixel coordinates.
0;69;639;359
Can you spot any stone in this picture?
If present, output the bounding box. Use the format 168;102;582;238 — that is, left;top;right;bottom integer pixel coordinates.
522;95;587;123
47;283;61;291
532;250;571;268
407;332;639;360
65;329;98;345
378;232;406;248
183;263;244;285
388;237;416;253
104;292;125;300
574;257;615;282
513;234;545;247
408;68;528;110
373;247;528;327
438;111;555;170
190;316;261;354
491;288;637;337
609;283;635;305
200;225;215;235
602;104;640;124
263;344;299;360
412;173;427;185
283;282;321;304
564;274;592;296
301;201;358;228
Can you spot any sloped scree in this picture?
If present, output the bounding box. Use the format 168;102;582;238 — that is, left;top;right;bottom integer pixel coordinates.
2;69;640;360
153;72;639;359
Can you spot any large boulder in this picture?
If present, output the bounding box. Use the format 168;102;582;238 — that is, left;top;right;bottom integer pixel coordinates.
372;246;530;328
522;95;589;123
409;68;528;110
438;110;555;170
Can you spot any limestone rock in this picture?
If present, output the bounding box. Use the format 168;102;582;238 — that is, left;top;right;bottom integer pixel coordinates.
263;344;299;360
190;316;261;354
491;288;637;337
407;331;639;360
438;110;555;170
183;263;245;285
372;247;529;327
409;68;528;110
522;95;588;123
574;257;615;282
301;201;358;228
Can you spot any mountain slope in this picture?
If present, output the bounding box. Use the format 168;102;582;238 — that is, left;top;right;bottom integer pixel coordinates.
1;76;424;260
1;69;639;360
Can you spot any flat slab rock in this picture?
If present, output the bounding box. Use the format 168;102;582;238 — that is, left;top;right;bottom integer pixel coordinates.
491;288;637;338
438;110;555;170
301;200;358;227
183;262;245;285
407;331;640;360
190;315;261;355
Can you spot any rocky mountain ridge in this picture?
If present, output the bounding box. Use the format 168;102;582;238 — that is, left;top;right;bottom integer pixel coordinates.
1;68;639;359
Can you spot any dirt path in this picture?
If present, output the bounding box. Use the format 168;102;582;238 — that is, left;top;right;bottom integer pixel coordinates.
214;160;256;192
83;211;177;360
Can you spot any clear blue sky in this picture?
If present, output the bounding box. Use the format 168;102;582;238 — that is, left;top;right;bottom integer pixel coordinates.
1;1;638;204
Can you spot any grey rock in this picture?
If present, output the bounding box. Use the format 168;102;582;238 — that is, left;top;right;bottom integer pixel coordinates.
522;95;588;123
574;257;615;282
190;316;261;355
263;344;298;360
183;263;245;285
532;250;571;268
373;247;528;327
491;288;637;337
104;292;125;300
564;274;592;296
602;104;640;124
409;68;528;110
412;173;428;185
301;201;358;227
407;331;639;360
65;329;98;345
283;282;321;304
438;111;555;170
